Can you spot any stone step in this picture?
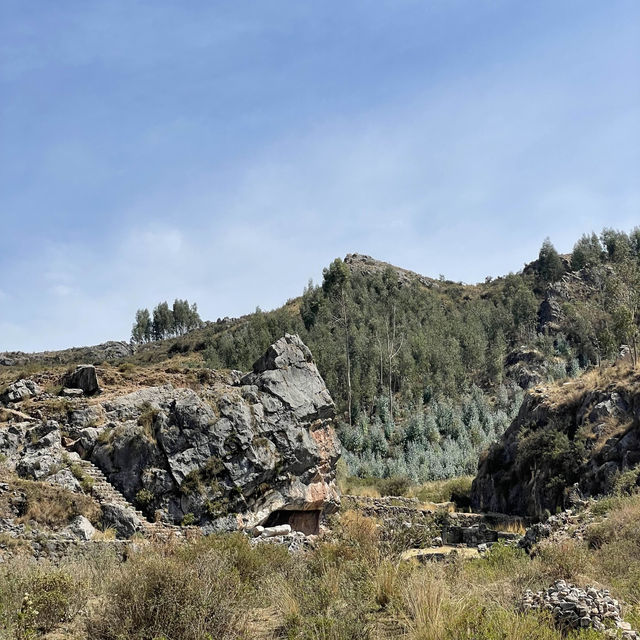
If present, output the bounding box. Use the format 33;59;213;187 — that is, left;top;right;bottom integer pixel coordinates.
73;458;196;539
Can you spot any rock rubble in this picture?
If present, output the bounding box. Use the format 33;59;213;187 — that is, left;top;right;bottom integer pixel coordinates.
522;580;639;638
0;379;41;404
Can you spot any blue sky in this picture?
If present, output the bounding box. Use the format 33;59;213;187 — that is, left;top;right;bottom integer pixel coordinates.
1;1;639;352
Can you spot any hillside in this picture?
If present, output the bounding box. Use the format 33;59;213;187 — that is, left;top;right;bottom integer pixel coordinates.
472;361;640;517
3;230;639;484
3;341;640;639
1;240;640;639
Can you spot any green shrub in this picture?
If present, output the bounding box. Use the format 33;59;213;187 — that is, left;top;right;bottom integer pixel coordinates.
613;466;640;496
180;470;203;496
135;488;154;508
181;512;196;526
378;475;411;497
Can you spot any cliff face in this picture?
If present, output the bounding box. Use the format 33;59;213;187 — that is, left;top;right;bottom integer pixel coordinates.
1;335;341;534
471;365;640;517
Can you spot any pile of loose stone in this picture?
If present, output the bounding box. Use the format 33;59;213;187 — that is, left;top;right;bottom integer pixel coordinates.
520;507;599;552
522;580;639;638
250;524;317;552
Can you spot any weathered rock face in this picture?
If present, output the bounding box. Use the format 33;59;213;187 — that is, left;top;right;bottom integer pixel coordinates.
15;421;65;480
85;334;340;530
1;379;41;404
471;373;640;517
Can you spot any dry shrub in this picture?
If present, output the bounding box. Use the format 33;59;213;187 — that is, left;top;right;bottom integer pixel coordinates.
0;562;87;637
536;540;591;583
13;477;99;528
372;558;401;609
264;575;300;621
338;510;379;549
583;494;640;603
459;542;544;608
586;493;640;549
397;571;450;640
90;548;247;640
92;527;116;541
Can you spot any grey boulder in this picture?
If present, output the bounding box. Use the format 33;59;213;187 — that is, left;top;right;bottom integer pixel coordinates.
90;334;341;531
101;502;142;539
1;379;41;404
63;365;100;396
45;468;81;493
65;515;96;540
15;421;64;480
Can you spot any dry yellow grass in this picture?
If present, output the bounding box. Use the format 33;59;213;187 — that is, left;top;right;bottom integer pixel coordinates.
92;528;116;541
347;485;382;498
493;517;527;535
0;469;100;529
547;361;640;410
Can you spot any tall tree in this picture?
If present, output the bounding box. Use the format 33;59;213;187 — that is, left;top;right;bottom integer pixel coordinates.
322;259;353;426
384;303;404;424
601;228;631;263
131;308;151;344
538;237;565;283
172;299;190;335
152;302;173;340
571;233;604;270
187;302;203;332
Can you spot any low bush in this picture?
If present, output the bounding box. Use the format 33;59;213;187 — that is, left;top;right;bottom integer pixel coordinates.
1;492;640;639
412;475;474;506
91;548;246;640
0;564;86;637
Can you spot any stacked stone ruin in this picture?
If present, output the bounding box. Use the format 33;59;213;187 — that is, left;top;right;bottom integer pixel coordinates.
522;580;639;638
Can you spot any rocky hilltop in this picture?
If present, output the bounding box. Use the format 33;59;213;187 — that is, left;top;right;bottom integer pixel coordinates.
343;253;442;288
0;334;340;537
471;364;640;517
0;341;133;367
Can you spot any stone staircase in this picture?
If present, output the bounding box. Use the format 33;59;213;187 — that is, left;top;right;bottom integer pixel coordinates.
75;459;198;540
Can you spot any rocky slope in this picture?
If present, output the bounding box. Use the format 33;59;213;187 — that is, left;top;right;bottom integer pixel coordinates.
0;334;341;537
471;364;640;517
0;341;133;367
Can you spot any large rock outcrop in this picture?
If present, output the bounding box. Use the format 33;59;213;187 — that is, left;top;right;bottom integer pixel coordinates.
84;334;341;530
471;367;640;517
